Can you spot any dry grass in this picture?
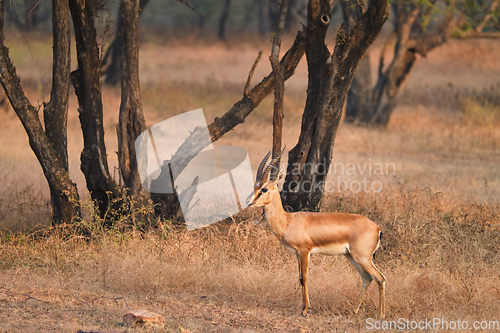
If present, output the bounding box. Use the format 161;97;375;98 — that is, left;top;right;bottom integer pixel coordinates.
1;195;499;331
0;32;500;332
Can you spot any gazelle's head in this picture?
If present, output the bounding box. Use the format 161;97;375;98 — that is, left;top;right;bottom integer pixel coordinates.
246;148;287;207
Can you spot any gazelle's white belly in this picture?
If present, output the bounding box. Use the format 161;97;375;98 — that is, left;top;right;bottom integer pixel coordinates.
311;243;349;255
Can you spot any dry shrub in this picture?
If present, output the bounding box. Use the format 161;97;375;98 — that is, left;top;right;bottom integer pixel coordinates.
461;97;500;127
0;185;50;232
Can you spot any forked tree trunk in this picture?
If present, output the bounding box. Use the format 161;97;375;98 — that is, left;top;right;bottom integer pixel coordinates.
69;0;116;216
346;2;454;127
117;0;148;201
0;0;80;224
282;0;389;212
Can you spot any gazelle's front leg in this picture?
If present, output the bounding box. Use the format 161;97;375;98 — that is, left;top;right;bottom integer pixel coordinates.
297;250;311;316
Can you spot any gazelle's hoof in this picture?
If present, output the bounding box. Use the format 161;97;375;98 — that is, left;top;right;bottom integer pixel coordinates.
301;310;308;317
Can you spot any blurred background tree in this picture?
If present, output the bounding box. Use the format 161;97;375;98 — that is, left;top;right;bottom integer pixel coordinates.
344;0;500;127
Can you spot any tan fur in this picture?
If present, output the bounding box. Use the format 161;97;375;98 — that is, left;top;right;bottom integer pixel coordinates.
247;164;386;318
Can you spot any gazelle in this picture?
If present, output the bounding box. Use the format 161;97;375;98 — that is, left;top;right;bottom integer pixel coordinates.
246;149;386;318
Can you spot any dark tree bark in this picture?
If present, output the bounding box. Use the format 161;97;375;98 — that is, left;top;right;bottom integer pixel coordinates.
102;0;150;86
152;30;306;221
117;0;148;201
218;0;232;40
0;0;80;224
43;0;74;224
69;0;116;216
282;0;389;212
344;53;371;122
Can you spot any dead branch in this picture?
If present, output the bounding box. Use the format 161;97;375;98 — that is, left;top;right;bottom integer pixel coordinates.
270;0;289;167
208;29;305;143
244;51;262;97
66;289;94;311
95;295;131;310
22;294;50;303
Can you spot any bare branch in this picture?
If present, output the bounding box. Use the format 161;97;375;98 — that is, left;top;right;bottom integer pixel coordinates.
208;29;305;144
177;0;206;18
244;51;262;97
65;290;95;311
97;295;131;310
270;0;289;60
22;294;50;303
270;0;289;167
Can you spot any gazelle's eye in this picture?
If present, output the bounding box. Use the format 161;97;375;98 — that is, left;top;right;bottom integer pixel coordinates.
261;188;268;193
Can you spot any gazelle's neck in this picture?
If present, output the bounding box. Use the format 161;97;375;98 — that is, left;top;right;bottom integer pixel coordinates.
264;190;289;240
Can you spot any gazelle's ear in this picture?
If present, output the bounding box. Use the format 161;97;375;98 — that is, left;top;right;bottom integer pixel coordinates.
273;164;287;185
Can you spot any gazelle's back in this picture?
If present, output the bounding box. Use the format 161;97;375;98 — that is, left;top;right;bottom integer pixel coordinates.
285;212;381;257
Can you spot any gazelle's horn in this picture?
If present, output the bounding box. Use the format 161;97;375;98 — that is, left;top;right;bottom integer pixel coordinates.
262;146;286;181
255;151;271;184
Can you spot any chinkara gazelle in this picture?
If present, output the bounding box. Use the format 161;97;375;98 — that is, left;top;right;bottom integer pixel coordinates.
246;149;386;318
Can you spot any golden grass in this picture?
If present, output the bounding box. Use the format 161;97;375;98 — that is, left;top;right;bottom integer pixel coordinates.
0;33;500;331
0;194;499;331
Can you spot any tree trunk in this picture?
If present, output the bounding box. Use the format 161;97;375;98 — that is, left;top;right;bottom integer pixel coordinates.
103;0;150;86
117;0;148;201
0;0;80;225
43;0;75;224
282;0;389;212
69;0;116;216
218;0;232;40
346;2;454;127
345;53;372;122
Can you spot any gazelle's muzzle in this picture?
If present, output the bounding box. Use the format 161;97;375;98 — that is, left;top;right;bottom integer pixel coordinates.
246;192;256;207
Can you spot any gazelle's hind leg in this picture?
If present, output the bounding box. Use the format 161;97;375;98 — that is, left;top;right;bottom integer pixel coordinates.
361;260;386;318
345;254;373;315
352;255;386;318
